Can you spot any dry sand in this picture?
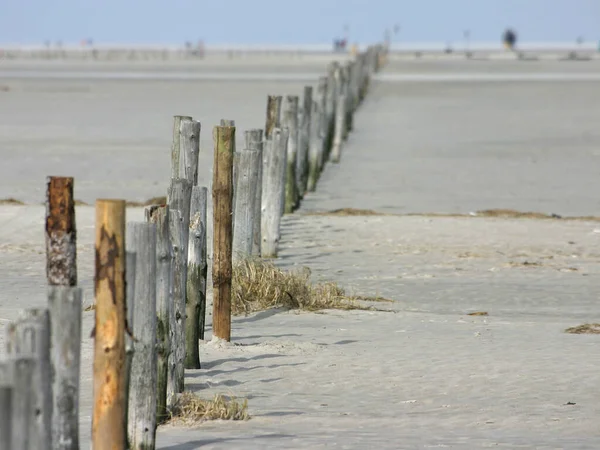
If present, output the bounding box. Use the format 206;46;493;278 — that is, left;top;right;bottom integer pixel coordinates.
1;57;600;448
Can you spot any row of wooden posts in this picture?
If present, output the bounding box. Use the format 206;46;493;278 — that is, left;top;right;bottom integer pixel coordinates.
0;44;386;450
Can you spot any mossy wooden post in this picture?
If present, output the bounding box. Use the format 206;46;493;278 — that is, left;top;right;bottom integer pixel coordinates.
282;95;299;214
6;309;52;450
92;199;127;450
45;176;76;286
123;250;136;442
297;86;312;196
179;119;201;185
261;128;289;258
171;115;193;179
145;204;172;422
212;125;235;341
1;358;34;450
185;186;208;368
126;222;158;450
265;95;282;140
167;180;192;399
245;129;264;257
307;100;321;192
233;150;260;262
48;286;82;450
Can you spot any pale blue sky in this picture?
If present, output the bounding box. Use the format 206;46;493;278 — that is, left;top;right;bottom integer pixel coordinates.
0;0;598;45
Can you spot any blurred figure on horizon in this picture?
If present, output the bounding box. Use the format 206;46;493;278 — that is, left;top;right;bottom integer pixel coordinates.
503;28;517;50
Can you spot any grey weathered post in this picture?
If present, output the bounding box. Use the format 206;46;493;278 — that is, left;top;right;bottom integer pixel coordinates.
307;100;321;192
171;115;193;179
297;86;313;196
265;96;282;140
179;119;201;185
126;222;158;450
261;128;289;258
331;65;347;164
167;180;191;402
0;362;13;450
324;63;339;160
185;186;208;369
317;76;329;170
343;61;355;136
233;150;260;262
282;95;299;214
145;204;172;422
48;286;82;450
6;309;52;450
1;358;33;450
245;129;264;257
123;250;136;442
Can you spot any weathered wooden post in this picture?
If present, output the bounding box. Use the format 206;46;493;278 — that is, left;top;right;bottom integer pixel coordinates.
245;129;264;257
185;186;208;368
92;199;127;450
282;95;299;214
212;125;235;341
331;66;347;163
126;222;158;450
179;120;201;185
261;128;289;258
45;176;76;286
1;358;34;450
6;309;52;450
232;149;260;262
307;100;321;192
145;204;172;422
324;63;339;161
317;76;329;171
171;115;193;179
297;86;312;196
343;61;355;136
0;361;13;450
47;286;82;450
167;180;192;398
123;251;136;442
265;96;282;140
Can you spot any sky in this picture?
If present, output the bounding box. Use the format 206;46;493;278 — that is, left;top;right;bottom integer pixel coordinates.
0;0;599;45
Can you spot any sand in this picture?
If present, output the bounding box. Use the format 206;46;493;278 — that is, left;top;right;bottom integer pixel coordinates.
1;55;600;448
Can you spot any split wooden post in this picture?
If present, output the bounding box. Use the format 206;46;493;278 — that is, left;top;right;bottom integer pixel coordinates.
232;150;261;262
297;86;313;196
123;250;136;442
145;204;172;422
126;222;158;450
265;96;282;140
261;128;289;258
6;309;52;450
185;186;208;369
92;199;127;450
245;129;264;257
45;176;76;286
47;286;82;450
307;100;321;192
171;115;193;179
0;365;11;450
167;180;192;399
1;358;34;450
212;125;235;341
179;119;201;185
282;95;299;214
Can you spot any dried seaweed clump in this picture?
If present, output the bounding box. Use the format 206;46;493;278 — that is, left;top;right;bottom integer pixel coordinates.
565;323;600;334
169;392;249;424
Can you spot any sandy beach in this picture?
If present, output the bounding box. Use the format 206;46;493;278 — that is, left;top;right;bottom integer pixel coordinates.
1;55;599;448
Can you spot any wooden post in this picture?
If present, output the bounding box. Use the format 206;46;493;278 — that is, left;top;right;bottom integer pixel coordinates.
343;61;355;135
1;358;34;450
261;128;289;258
232;150;260;262
179;120;201;185
145;205;172;422
6;309;52;450
220;119;235;126
123;251;136;442
45;176;76;286
307;100;321;192
317;76;329;170
92;199;127;450
0;361;13;450
171;116;193;179
282;95;299;214
167;179;192;399
185;186;208;369
324;63;338;161
297;86;313;197
265;95;282;140
48;286;83;450
126;222;158;450
331;90;347;163
245;129;264;257
212;125;235;341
